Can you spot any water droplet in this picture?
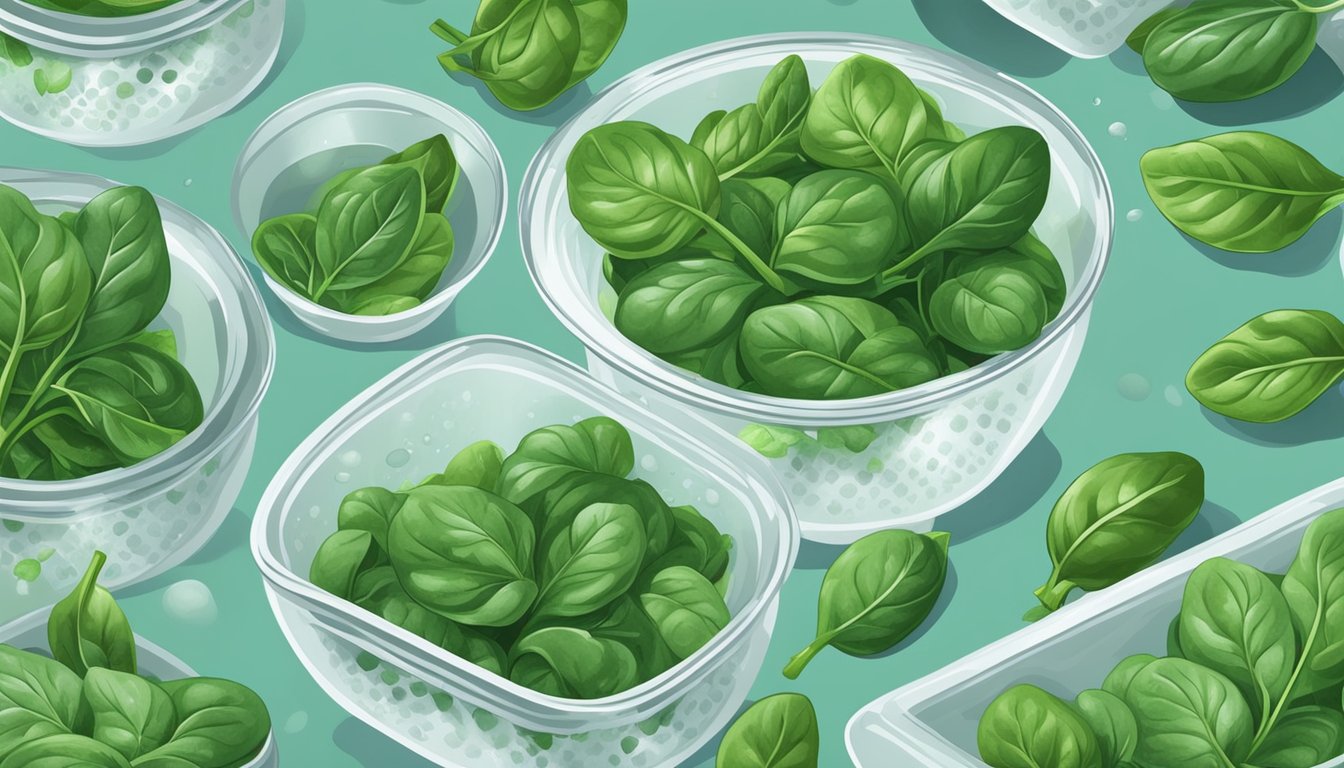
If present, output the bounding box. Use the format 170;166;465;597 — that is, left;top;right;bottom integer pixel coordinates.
704;489;720;505
1108;122;1128;139
335;471;351;483
1092;97;1102;106
400;411;415;423
386;448;411;468
461;391;473;402
639;455;658;472
339;450;362;467
283;711;308;734
183;178;193;187
308;505;321;519
1117;373;1152;401
1127;209;1144;222
1165;385;1184;407
422;434;433;445
162;580;218;626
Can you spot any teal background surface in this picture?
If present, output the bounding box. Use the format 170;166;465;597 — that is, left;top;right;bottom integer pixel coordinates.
6;0;1344;765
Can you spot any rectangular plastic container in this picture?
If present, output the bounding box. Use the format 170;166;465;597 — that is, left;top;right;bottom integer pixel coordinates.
251;335;799;768
846;477;1344;767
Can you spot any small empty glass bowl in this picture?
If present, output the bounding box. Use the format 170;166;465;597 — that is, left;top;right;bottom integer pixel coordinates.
0;0;284;145
1;608;279;768
0;167;274;627
232;83;507;344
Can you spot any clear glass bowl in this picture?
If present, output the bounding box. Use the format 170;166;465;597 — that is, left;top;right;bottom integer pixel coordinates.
846;478;1344;767
1;608;279;767
0;0;283;146
980;0;1175;58
521;33;1113;544
0;167;275;626
232;84;508;344
250;335;798;767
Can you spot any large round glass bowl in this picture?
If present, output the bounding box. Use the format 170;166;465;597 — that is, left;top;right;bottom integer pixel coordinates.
0;167;275;625
0;0;283;146
521;33;1113;544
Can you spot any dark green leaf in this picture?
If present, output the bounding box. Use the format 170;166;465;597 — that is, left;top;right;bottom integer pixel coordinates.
0;733;130;767
533;502;646;620
382;134;459;214
1124;657;1253;767
639;565;731;659
614;258;772;355
47;551;136;678
929;264;1047;354
715;693;819;768
508;627;638;698
1073;689;1137;767
83;667;175;761
133;677;271;768
313;164;425;294
772;170;904;286
976;684;1101;768
0;645;88;758
309;530;381;601
497;416;635;508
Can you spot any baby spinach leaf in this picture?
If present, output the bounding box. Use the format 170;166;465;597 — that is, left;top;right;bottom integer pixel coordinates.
737;423;808;459
639;565;731;660
1178;558;1295;725
424;439;505;490
0;645;88;756
740;296;939;399
555;595;677;680
350;565;401;608
532;473;673;569
784;530;949;679
83;667;175;761
693;55;811;180
1143;0;1317;103
569;0;627;87
817;425;878;453
335;487;405;551
1124;657;1254;767
1102;654;1158;701
899;125;1051;271
614;258;773;355
48;551;136;678
497;416;634;508
1140;132;1344;253
1279;507;1344;700
1032;452;1204;614
801;54;938;176
1126;6;1183;53
0;32;33;68
1073;689;1137;767
1247;705;1344;767
949;232;1067;321
1186;309;1344;423
928;264;1047;355
715;692;819;768
134;677;270;768
771;170;904;286
313;164;425;295
694;177;791;259
0;184;92;358
309;530;381;601
665;328;752;389
977;684;1102;768
533;502;646;621
382;134;459;214
894;139;956;192
0;733;131;768
508;627;638;699
373;590;508;675
388;485;537;627
252;213;320;298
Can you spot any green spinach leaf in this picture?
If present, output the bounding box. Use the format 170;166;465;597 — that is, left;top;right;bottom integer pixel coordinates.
1073;689;1137;767
977;684;1102;768
928;263;1047;355
309;530;381;601
715;692;819;768
0;645;89;757
133;677;270;768
639;565;731;660
772;170;904;286
48;551;136;678
532;502;646;621
693;55;811;180
508;627;638;699
497;416;634;508
614;258;773;355
83;668;175;761
1247;705;1344;767
0;733;131;768
1124;657;1254;768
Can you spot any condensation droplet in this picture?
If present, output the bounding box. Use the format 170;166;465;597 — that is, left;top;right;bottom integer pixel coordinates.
335;471;351;483
162;580;218;626
339;450;362;467
1108;122;1128;138
422;434;433;445
1165;385;1184;407
461;391;473;402
183;178;193;187
639;455;658;472
308;505;321;519
1127;209;1143;223
704;489;720;505
283;711;308;734
386;448;411;468
1092;97;1101;106
1117;373;1152;401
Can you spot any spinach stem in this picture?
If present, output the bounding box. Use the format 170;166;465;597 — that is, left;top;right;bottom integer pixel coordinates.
697;215;788;293
0;407;69;467
1300;0;1344;12
782;638;828;679
428;19;468;44
1248;604;1323;756
0;332;79;455
883;242;939;281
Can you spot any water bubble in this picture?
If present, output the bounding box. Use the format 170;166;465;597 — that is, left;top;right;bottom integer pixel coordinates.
1108;122;1128;139
308;505;321;519
1127;209;1144;223
183;178;193;187
461;391;473;402
1092;97;1102;106
1165;385;1184;407
386;448;411;468
162;580;218;626
639;455;658;472
283;711;308;734
400;411;416;423
704;489;720;505
1117;373;1152;401
335;471;351;483
422;434;433;445
339;450;362;467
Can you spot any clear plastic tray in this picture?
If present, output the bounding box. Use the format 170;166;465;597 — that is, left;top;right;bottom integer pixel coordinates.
0;0;282;146
0;167;275;626
846;478;1344;767
0;608;279;768
251;335;798;767
521;33;1112;544
232;84;508;343
981;0;1175;58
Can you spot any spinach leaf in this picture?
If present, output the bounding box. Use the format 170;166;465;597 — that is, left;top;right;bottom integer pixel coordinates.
422;439;505;490
313;164;425;295
977;684;1102;768
639;565;731;660
0;733;132;768
532;473;673;570
1124;657;1254;767
388;485;537;627
326;215;454;314
801;54;939;176
737;423;808;459
693;55;811;180
928;264;1047;355
1279;507;1344;700
497;416;634;508
1247;705;1344;767
1178;558;1295;725
1102;654;1158;700
897;126;1051;273
0;645;89;756
715;692;819;768
0;32;33;68
816;425;878;453
783;530;948;679
335;486;405;551
251;214;319;298
740;296;938;399
614;258;773;355
382;134;459;214
1186;310;1344;423
555;595;676;680
1031;452;1204;615
309;530;381;601
949;232;1067;321
532;502;646;621
508;627;638;699
373;591;508;675
48;551;136;678
1142;0;1317;103
83;668;175;761
134;677;270;768
894;139;956;192
1073;689;1137;767
569;0;627;87
772;170;904;286
1126;6;1183;53
1140;132;1344;253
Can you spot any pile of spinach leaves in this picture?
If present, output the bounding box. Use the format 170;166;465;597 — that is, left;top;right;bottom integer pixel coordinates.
252;135;460;317
980;506;1344;768
19;0;184;17
309;416;735;699
0;183;205;481
0;551;272;768
566;54;1065;405
1127;0;1344;103
431;0;627;112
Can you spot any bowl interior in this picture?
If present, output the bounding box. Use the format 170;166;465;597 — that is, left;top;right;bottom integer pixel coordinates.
524;35;1111;423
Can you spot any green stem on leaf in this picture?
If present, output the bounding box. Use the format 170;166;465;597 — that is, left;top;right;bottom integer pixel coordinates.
1032;576;1075;612
1299;0;1344;13
696;215;789;294
782;637;829;679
